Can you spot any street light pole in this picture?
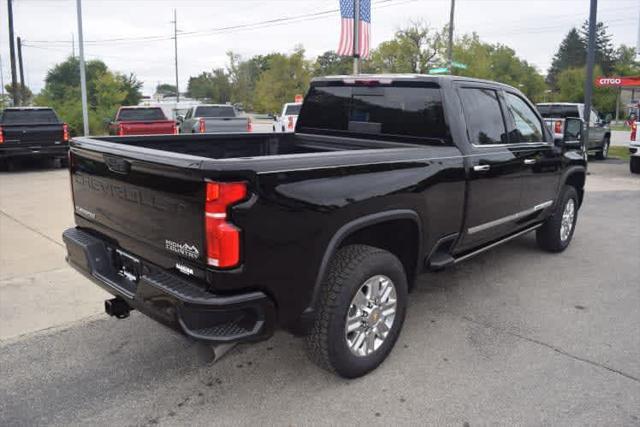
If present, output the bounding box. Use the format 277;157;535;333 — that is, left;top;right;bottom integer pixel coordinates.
172;9;180;103
7;0;20;106
447;0;455;73
353;0;360;75
76;0;90;136
582;0;597;151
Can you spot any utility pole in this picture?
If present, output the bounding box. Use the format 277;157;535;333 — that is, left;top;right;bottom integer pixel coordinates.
0;55;5;102
583;0;597;151
17;37;25;92
172;9;180;103
352;0;360;75
447;0;455;73
72;33;76;58
76;0;90;136
7;0;20;106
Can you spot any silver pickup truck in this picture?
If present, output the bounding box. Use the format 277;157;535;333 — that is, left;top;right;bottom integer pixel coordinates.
178;104;250;134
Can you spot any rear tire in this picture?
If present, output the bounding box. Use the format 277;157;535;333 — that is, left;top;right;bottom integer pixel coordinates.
630;157;640;174
305;244;408;378
536;185;579;252
595;137;609;160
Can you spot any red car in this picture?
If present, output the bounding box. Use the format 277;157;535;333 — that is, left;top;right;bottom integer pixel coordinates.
109;107;177;136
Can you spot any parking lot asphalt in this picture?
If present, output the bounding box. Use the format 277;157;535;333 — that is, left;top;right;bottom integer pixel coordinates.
1;158;639;426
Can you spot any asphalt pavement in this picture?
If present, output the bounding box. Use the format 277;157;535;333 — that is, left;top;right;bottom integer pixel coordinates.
0;158;639;426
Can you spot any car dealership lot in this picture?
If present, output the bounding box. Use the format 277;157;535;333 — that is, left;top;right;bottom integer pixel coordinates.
1;159;639;425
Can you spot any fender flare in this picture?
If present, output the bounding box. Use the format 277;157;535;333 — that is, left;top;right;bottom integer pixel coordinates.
558;165;586;205
302;209;422;318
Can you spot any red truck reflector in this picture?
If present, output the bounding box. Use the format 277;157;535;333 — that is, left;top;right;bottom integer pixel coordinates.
117;123;124;136
288;116;294;129
247;117;253;132
63;123;70;142
205;181;247;268
199;118;206;133
0;126;4;144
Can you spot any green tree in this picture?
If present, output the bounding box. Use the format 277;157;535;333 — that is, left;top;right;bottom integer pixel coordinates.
186;69;232;103
579;21;616;75
313;51;353;76
613;45;640;75
254;48;311;113
4;82;33;105
452;34;546;101
34;56;140;135
555;65;617;114
226;52;279;110
118;73;143;105
547;28;585;87
155;83;177;97
368;22;443;73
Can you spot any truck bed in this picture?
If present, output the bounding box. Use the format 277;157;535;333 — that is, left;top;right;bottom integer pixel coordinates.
77;132;411;161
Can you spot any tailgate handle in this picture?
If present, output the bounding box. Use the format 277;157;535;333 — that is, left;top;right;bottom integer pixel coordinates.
104;155;131;174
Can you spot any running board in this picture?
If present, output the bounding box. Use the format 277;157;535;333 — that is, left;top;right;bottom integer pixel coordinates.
453;223;542;264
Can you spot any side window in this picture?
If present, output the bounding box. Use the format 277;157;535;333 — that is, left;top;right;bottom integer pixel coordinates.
185;109;192;119
590;110;599;125
459;88;508;145
504;92;544;143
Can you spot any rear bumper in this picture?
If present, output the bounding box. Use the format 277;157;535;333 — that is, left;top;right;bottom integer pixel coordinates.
62;227;276;344
0;144;68;159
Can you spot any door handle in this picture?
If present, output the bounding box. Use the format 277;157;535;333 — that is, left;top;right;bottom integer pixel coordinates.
524;158;537;165
473;165;490;172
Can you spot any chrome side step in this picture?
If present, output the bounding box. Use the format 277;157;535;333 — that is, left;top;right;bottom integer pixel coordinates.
453;223;542;264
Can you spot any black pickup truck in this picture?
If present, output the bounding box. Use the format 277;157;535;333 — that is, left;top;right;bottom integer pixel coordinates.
0;107;69;168
63;75;587;378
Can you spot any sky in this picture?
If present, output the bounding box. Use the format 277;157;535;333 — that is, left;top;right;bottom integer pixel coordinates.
1;0;639;96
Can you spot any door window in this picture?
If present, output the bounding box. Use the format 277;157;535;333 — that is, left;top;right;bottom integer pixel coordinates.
459;88;508;145
504;92;544;143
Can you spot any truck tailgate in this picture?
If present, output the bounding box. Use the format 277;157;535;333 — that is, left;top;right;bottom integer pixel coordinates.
121;121;176;135
70;146;207;269
1;124;65;146
203;117;248;133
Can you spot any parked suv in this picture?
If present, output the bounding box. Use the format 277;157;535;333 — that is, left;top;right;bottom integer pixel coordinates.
537;102;611;159
64;75;586;378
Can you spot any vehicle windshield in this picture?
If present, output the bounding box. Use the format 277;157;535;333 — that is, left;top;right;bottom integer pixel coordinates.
537;104;580;119
195;106;236;118
284;104;302;116
117;108;167;121
1;109;59;124
297;83;450;144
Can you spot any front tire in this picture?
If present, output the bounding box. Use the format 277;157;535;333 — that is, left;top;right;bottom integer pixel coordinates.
305;244;408;378
630;157;640;174
536;185;579;252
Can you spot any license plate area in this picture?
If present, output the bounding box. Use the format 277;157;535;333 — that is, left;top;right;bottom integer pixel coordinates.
114;249;141;284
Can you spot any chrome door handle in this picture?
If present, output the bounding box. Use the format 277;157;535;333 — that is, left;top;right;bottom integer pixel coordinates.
524;158;537;165
473;165;490;172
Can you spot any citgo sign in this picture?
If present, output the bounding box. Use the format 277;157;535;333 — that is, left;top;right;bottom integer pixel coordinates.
595;76;640;87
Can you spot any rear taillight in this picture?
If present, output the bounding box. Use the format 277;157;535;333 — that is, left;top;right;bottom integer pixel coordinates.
199;118;206;133
117;123;124;136
63;123;69;142
287;116;294;129
554;120;562;134
0;126;4;144
247;117;253;132
172;123;178;134
205;181;247;268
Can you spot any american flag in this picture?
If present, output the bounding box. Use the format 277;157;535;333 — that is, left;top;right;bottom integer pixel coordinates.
337;0;371;59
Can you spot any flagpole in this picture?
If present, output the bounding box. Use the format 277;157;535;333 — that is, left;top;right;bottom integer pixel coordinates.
353;0;360;75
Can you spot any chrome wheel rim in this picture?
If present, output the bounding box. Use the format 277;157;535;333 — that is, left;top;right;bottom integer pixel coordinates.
345;275;397;357
560;199;575;242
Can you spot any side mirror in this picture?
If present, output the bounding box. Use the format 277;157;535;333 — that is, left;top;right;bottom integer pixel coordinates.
562;117;583;148
176;115;184;123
